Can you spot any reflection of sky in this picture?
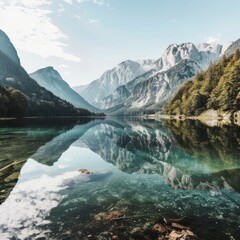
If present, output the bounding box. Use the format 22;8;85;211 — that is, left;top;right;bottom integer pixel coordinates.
1;123;239;239
0;146;115;240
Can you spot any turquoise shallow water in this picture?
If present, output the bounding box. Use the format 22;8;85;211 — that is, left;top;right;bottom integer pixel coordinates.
0;118;239;239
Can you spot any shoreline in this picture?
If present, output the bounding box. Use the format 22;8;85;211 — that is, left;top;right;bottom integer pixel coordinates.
144;109;240;127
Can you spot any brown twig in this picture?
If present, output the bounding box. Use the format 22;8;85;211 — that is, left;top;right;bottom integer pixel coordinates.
110;213;167;221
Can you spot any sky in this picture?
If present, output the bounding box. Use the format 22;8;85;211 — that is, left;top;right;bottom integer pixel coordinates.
0;0;240;87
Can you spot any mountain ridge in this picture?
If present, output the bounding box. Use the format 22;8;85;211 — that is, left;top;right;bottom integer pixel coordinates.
75;41;226;113
30;66;99;113
0;30;93;117
164;49;240;117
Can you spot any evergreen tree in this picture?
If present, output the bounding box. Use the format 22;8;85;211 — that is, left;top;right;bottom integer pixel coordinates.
164;50;240;116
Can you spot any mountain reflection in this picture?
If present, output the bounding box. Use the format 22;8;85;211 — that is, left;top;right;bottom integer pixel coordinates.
0;118;93;203
1;117;240;206
74;118;240;192
1;118;240;240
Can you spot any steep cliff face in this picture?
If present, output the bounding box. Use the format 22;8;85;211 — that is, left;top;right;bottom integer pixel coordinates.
0;30;20;65
0;30;92;117
119;43;223;113
77;60;148;108
98;85;131;109
127;60;200;109
81;42;224;113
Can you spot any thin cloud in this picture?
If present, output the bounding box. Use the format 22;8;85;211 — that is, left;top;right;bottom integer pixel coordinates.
89;18;100;24
66;0;110;7
75;15;81;20
92;0;110;7
0;0;81;62
58;64;69;68
58;3;65;13
63;0;73;4
205;33;222;44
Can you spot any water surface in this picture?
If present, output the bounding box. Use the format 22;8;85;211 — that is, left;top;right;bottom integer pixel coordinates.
0;118;239;240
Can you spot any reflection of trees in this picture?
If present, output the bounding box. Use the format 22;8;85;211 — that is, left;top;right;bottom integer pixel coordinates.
0;118;92;204
164;119;240;170
77;119;240;192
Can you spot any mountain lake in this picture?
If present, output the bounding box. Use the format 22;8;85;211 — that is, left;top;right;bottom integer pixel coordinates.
0;117;239;240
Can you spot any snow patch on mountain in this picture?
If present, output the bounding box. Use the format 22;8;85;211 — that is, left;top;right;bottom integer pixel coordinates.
79;60;147;107
76;41;227;113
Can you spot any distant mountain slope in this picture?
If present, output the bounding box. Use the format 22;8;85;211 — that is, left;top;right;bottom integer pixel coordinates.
126;60;200;109
0;30;20;65
73;84;89;95
75;42;225;113
224;38;240;57
164;50;240;116
75;60;150;107
30;67;99;112
0;30;92;117
101;42;224;114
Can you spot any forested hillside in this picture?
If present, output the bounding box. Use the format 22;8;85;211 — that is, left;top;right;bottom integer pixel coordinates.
0;50;92;117
164;50;240;116
0;86;27;117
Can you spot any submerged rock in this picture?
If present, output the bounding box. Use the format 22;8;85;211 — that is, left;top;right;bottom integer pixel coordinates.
169;229;198;240
94;210;124;221
153;223;168;233
79;169;94;174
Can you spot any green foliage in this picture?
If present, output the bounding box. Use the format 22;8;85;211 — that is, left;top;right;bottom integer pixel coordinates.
164;50;240;116
0;86;27;117
164;119;240;170
0;50;95;117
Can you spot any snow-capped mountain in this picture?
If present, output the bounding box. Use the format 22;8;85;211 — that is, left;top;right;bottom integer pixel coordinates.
126;60;201;109
156;42;222;71
74;60;150;108
0;30;20;65
137;59;156;71
99;43;223;114
30;67;99;112
97;42;224;112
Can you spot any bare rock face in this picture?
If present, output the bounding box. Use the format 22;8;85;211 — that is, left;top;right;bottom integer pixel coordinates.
77;60;147;108
78;41;224;112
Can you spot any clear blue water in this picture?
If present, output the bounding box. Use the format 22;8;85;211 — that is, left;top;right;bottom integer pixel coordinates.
0;118;239;240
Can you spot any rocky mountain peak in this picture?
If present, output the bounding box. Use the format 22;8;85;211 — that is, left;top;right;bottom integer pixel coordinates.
30;67;98;112
31;66;65;85
156;42;200;71
197;42;222;54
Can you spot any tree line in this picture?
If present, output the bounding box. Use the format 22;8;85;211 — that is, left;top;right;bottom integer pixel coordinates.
164;49;240;116
0;85;27;117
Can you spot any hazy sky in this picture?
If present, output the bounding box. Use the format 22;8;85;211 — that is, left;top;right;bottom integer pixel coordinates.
0;0;240;86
